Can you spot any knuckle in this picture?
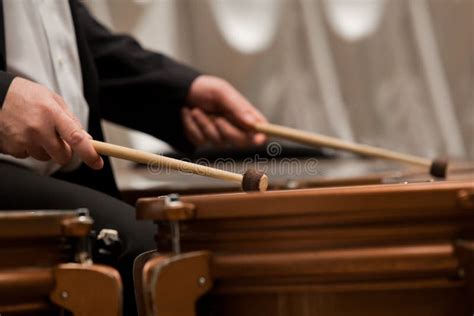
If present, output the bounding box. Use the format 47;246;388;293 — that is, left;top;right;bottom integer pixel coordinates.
215;117;226;126
47;91;57;100
54;95;66;108
37;102;56;118
66;129;85;146
214;79;231;95
35;97;51;109
191;108;201;117
25;122;43;137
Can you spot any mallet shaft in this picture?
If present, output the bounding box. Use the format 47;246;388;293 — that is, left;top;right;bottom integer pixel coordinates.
92;140;243;184
255;123;431;167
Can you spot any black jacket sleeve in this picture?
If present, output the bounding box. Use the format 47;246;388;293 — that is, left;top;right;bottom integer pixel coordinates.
0;71;15;107
73;2;200;152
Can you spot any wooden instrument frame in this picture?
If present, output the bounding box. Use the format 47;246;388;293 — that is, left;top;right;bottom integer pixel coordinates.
0;210;122;315
136;180;474;316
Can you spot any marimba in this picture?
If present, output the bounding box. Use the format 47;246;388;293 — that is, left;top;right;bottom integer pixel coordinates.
119;156;422;204
135;179;474;316
115;143;473;203
0;209;122;316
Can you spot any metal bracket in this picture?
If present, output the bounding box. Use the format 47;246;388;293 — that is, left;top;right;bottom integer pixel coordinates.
165;195;182;255
62;209;94;264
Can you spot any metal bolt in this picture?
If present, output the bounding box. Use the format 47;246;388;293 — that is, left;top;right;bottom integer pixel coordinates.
198;276;206;287
170;221;181;255
168;194;180;202
61;291;69;299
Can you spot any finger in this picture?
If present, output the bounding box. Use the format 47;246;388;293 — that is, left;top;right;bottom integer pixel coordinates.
54;110;103;170
42;134;73;165
215;117;266;146
191;108;224;146
27;146;51;161
252;133;267;145
215;118;266;146
214;84;267;129
52;94;93;139
1;142;28;158
182;108;205;146
52;93;83;126
214;117;250;147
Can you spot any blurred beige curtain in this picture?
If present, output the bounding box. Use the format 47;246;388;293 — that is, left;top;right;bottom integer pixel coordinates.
86;0;473;160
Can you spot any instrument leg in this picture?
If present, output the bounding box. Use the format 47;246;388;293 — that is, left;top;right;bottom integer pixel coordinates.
142;251;213;316
50;263;122;316
134;250;159;316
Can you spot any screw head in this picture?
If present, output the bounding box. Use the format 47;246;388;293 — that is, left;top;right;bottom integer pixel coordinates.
61;291;69;299
198;276;206;287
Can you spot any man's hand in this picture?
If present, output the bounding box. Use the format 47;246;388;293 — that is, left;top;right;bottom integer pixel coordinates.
0;77;103;169
182;75;267;148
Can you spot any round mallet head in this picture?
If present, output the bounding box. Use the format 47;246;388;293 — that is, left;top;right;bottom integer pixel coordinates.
242;169;268;192
429;158;448;178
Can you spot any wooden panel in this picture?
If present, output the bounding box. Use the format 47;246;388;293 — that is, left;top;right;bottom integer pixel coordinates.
0;210;84;238
197;287;469;316
210;243;457;280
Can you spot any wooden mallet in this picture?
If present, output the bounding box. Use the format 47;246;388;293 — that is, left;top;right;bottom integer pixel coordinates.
254;123;448;178
92;140;268;192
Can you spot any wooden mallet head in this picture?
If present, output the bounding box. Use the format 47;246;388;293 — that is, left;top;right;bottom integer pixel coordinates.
429;158;448;178
242;169;268;192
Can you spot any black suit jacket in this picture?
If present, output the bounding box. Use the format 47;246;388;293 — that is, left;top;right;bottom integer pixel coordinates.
0;1;200;197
